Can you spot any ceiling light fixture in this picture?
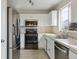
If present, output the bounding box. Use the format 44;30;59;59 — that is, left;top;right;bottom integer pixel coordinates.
29;0;34;6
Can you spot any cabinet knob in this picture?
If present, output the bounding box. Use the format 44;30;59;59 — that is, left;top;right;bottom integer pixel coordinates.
47;48;51;51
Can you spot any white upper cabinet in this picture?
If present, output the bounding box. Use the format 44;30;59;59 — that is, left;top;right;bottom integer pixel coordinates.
49;11;57;26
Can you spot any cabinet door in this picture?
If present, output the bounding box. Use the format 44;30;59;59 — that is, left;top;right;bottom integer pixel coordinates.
47;41;51;58
38;36;46;49
48;12;52;25
50;40;55;59
43;37;46;51
46;38;55;59
49;11;57;26
69;51;77;59
51;11;57;26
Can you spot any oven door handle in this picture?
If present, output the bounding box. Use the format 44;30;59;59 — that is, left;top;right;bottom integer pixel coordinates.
55;44;67;53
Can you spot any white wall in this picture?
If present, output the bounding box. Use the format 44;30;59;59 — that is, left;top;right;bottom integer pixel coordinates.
20;14;49;26
20;14;49;48
71;0;77;22
1;0;7;59
9;8;13;59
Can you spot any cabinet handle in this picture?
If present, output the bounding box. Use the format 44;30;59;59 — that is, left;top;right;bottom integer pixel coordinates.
47;48;51;51
55;44;66;53
1;39;5;43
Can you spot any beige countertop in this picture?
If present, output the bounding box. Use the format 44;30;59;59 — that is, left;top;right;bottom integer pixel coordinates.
43;33;77;54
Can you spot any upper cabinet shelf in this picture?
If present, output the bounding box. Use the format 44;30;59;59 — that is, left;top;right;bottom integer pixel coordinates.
18;21;38;28
48;10;57;26
25;21;38;27
19;26;38;29
25;25;37;27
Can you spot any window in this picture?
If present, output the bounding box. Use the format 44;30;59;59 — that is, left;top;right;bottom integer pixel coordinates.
59;2;71;31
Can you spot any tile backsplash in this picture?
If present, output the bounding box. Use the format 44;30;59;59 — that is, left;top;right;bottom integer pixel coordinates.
67;31;77;39
37;26;77;40
38;26;53;33
51;26;77;39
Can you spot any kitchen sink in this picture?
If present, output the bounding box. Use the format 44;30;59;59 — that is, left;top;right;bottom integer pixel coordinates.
56;35;68;39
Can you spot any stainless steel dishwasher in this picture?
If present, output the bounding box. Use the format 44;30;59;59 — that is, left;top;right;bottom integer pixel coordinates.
55;42;69;59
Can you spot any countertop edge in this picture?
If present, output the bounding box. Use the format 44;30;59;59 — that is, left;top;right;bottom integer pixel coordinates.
44;34;77;54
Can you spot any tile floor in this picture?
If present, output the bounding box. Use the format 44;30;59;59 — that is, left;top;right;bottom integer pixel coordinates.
13;49;49;59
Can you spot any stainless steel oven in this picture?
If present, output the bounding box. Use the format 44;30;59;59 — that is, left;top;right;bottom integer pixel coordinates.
55;42;69;59
25;29;38;49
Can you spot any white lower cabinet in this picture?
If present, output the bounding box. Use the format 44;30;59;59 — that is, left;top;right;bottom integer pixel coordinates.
45;36;55;59
69;51;77;59
50;41;54;59
40;35;77;59
47;41;51;58
38;36;46;49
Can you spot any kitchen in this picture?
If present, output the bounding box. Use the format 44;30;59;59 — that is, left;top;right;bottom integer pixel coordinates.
1;0;77;59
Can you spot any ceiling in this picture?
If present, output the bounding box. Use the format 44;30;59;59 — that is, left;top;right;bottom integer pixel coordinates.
8;0;62;13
